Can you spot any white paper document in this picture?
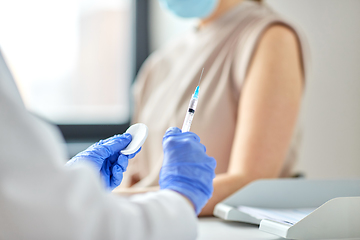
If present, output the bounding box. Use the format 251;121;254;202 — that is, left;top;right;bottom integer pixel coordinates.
237;206;316;225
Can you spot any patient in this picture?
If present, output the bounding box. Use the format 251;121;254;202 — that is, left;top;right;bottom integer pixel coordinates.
116;0;308;216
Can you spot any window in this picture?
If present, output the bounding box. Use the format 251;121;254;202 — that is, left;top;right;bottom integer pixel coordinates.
0;0;149;156
0;0;133;124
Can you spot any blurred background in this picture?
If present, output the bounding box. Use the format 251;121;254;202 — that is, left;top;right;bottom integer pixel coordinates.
0;0;359;179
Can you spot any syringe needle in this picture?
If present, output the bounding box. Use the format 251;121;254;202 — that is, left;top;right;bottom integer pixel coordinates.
198;68;204;86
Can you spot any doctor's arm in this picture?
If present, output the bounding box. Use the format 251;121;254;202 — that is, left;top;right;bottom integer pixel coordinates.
199;25;304;216
0;102;198;240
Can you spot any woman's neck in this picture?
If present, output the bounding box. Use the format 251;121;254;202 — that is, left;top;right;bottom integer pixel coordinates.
199;0;244;27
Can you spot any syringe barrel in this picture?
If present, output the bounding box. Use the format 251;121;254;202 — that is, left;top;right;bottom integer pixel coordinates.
182;112;194;132
181;96;198;132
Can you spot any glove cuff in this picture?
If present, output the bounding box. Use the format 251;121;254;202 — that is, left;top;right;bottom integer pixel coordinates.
161;184;209;215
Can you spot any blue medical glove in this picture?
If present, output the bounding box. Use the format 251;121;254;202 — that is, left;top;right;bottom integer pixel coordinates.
66;134;140;191
159;127;216;215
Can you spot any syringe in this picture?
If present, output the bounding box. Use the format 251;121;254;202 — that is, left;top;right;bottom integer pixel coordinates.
181;69;204;132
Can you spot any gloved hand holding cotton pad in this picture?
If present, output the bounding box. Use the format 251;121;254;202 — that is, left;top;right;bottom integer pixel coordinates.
121;123;149;155
67;123;148;190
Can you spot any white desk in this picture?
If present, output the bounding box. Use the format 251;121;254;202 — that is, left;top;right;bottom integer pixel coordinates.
197;217;283;240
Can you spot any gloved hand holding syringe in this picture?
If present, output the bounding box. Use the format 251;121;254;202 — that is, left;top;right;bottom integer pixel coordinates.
181;68;204;132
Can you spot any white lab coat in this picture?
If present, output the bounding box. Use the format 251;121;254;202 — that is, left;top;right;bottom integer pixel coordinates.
0;50;197;240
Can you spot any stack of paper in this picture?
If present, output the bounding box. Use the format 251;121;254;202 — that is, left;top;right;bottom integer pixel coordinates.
237;206;316;225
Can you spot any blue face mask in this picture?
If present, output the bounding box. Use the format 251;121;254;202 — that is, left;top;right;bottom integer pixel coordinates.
158;0;219;18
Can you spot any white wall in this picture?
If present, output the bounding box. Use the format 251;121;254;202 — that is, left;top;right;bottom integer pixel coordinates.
149;0;360;179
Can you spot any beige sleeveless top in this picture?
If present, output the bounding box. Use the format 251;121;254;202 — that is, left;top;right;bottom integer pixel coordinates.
121;1;308;188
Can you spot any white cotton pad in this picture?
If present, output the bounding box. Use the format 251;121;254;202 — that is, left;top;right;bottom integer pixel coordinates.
120;123;148;155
